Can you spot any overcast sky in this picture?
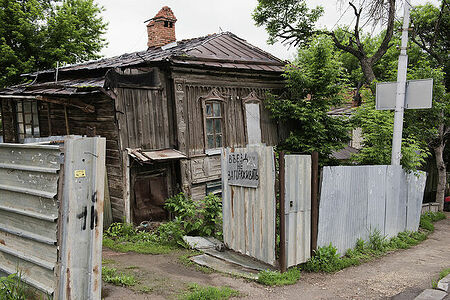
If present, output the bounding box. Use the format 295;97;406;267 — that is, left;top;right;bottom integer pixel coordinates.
96;0;439;61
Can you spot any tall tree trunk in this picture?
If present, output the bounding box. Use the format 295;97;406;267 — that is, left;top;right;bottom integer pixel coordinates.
360;58;376;85
434;124;447;211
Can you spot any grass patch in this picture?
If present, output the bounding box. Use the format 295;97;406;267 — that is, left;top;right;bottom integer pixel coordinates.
178;251;213;274
103;237;173;255
102;258;115;265
180;283;239;300
102;266;137;287
420;211;446;233
304;215;444;274
257;268;301;286
439;268;450;281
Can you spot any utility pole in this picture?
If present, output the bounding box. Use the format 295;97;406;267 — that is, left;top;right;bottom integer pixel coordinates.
391;1;411;165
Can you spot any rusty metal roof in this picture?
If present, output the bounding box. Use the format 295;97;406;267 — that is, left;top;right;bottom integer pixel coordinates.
0;32;284;97
128;148;186;163
29;32;285;76
0;78;104;96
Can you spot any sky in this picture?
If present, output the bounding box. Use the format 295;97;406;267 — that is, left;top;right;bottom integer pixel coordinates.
96;0;439;61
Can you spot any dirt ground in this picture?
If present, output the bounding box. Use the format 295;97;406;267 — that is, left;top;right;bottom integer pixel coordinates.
102;212;450;300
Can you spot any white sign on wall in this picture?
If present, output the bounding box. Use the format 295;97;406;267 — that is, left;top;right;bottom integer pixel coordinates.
226;152;259;188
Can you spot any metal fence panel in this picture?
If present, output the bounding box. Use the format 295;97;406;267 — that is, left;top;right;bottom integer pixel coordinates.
284;155;311;267
406;172;427;231
57;137;105;300
317;165;426;254
0;137;105;299
222;145;276;266
0;143;61;295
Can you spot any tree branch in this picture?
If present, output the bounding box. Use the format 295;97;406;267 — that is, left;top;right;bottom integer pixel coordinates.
369;0;396;65
349;2;364;53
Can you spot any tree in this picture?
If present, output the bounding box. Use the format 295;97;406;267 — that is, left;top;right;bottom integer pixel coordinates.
351;89;429;171
253;0;397;85
0;0;107;88
265;35;350;161
405;62;449;210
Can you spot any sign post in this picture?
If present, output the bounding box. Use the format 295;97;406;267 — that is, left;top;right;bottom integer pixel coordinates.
391;1;411;165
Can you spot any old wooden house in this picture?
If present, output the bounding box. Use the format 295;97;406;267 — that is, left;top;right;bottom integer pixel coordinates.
0;6;285;223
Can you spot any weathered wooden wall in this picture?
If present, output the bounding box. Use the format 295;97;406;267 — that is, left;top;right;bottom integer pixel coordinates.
36;94;124;220
173;72;283;199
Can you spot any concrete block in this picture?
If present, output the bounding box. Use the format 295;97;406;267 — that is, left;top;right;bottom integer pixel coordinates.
437;274;450;292
414;289;447;300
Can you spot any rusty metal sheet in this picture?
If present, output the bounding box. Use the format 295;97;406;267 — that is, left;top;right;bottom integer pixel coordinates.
221;145;276;266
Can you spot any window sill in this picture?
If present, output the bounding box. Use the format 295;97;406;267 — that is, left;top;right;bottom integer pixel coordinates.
205;148;222;156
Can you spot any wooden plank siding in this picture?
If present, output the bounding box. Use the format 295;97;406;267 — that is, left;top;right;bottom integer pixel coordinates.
36;94;125;220
172;73;283;198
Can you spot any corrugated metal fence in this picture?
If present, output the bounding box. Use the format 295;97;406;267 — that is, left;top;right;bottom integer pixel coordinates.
284;155;311;267
317;165;426;254
221;145;276;266
0;137;105;299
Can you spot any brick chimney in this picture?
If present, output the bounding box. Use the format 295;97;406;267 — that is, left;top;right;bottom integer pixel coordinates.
146;6;177;48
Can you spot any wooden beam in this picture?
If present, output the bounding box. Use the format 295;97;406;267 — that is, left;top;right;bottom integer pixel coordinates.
37;96;95;113
0;95;95;113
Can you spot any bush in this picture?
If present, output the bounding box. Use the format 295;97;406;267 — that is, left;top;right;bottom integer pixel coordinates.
257;268;301;286
303;244;343;273
164;193;223;240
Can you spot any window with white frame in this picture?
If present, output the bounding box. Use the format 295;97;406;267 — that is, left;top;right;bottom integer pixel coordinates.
16;100;40;142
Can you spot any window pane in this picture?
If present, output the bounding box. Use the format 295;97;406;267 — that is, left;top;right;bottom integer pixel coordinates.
216;134;222;147
207;135;214;148
205;104;212;116
25;113;32;124
17;102;23;113
23;101;31;113
206;119;213;134
213;103;221;117
214;119;222;133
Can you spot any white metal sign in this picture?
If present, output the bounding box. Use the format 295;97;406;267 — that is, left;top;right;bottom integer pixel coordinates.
376;78;433;110
226;151;259;188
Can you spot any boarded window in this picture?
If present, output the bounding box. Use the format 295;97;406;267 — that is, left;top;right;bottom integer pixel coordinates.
245;102;261;145
16;100;40;142
133;174;169;224
204;101;223;149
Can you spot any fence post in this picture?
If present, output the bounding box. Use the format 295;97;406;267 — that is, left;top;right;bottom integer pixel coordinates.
310;151;319;256
279;151;286;273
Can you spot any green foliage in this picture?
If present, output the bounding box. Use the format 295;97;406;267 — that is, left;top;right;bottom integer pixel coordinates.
420;211;447;232
102;267;136;287
351;89;430;171
164;193;223;242
103;221;174;254
0;0;107;87
257;268;301;286
253;0;323;47
180;283;239;300
104;193;223;251
439;268;450;281
303;244;343;273
0;273;26;300
102;237;173;255
304;227;435;273
265;35;350;161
